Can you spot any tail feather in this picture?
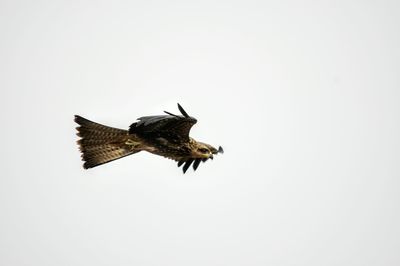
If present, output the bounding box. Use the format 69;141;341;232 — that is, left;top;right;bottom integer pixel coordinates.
74;115;138;169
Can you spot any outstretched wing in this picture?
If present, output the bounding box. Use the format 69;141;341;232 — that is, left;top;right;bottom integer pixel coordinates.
129;103;197;143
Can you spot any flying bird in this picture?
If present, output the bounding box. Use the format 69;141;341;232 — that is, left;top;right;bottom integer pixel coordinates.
74;103;223;173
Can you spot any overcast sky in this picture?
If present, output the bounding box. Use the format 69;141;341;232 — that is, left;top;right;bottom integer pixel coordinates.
1;1;399;265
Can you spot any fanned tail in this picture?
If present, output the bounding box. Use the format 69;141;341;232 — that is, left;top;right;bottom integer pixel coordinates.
74;115;138;169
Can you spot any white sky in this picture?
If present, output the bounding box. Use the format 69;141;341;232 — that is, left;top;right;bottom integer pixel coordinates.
1;1;399;265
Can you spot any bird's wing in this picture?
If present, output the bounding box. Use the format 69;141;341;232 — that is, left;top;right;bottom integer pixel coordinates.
129;103;197;143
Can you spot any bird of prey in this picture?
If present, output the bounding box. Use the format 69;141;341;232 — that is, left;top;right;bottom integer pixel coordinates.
74;103;223;173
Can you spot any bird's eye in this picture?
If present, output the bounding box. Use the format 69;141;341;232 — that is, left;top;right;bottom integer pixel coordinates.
199;148;208;153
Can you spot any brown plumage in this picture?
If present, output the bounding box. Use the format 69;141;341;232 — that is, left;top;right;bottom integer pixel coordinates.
75;103;223;173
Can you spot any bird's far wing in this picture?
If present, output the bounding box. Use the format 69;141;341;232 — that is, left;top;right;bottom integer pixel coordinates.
129;104;197;143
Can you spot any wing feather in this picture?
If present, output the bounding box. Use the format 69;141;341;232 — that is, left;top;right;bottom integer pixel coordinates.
193;158;201;171
129;104;197;143
182;159;194;173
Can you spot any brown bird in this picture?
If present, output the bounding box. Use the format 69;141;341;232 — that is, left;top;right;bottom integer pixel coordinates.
74;103;223;173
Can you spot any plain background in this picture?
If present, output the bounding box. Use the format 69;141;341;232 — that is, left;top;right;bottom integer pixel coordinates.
1;0;399;265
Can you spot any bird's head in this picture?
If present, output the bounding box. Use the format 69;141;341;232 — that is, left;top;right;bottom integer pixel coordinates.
192;142;224;160
178;141;224;173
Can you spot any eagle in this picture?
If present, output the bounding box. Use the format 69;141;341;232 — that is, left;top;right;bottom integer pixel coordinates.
74;103;223;173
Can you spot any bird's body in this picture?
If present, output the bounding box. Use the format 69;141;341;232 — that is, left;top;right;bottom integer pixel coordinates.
75;104;223;173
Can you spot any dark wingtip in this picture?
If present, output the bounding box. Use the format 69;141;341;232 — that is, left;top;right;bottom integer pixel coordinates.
218;146;224;154
182;159;194;174
193;159;201;171
164;111;179;117
177;103;190;118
